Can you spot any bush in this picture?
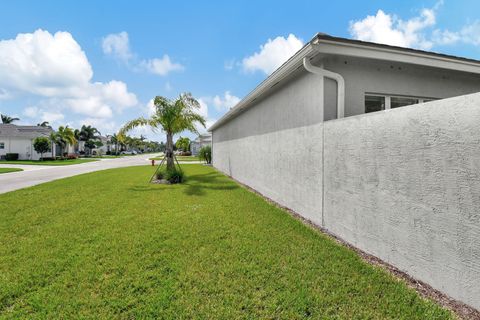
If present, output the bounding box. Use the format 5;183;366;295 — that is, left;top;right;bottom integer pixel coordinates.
66;154;78;159
33;137;51;160
5;153;19;161
198;145;212;164
156;167;184;184
180;151;192;156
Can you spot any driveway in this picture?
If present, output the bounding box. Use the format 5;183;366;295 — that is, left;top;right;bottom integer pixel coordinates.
0;154;156;194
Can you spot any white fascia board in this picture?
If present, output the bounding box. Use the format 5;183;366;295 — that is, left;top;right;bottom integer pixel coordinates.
208;43;315;132
313;40;480;74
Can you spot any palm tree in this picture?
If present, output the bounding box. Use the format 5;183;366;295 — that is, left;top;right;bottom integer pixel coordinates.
1;114;20;124
120;92;206;170
79;125;100;155
56;126;77;157
49;132;59;158
110;134;119;154
37;121;51;128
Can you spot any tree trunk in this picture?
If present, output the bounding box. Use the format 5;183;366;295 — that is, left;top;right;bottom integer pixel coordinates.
166;132;174;170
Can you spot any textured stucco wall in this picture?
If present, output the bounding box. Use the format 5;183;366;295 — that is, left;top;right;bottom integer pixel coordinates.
322;55;480;119
323;93;480;309
212;70;324;225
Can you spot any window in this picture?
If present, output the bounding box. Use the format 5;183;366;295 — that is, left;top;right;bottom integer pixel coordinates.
365;95;385;113
391;97;419;109
0;142;4;149
365;94;436;113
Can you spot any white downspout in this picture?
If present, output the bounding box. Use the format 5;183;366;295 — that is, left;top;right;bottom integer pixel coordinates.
303;57;345;119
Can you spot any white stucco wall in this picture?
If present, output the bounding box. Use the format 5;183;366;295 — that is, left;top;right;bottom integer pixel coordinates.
212;70;325;225
0;137;55;160
322;55;480;120
212;68;480;309
323;93;480;309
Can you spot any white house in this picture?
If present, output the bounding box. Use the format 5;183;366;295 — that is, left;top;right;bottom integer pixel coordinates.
0;124;54;160
91;135;111;155
190;133;212;155
209;33;480;309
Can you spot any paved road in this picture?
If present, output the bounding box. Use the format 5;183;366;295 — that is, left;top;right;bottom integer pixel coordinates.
0;154;156;194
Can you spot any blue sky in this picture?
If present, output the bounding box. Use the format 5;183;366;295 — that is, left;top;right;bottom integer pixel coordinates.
1;0;480;140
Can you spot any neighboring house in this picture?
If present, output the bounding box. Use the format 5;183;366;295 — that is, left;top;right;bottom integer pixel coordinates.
0;124;54;160
92;136;110;155
190;133;212;155
209;33;480;309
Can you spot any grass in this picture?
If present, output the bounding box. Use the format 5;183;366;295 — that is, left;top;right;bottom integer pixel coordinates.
0;159;98;166
0;168;23;174
150;155;200;162
0;165;453;319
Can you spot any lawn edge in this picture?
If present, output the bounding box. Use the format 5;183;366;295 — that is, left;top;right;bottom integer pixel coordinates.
216;169;480;320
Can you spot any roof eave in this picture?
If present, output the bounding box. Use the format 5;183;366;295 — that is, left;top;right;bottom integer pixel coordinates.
208;41;316;132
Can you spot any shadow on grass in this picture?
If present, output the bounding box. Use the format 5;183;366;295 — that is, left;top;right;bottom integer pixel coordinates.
183;172;239;196
128;171;239;196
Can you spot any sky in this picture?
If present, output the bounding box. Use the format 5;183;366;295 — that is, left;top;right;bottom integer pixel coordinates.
1;0;480;141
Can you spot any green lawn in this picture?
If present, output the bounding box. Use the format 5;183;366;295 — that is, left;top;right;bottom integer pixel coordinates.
0;159;98;166
0;168;23;174
150;155;200;162
0;165;452;319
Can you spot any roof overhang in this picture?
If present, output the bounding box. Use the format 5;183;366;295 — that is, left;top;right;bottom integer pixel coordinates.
208;33;480;132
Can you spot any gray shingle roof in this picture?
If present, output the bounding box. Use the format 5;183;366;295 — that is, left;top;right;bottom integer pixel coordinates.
0;124;53;138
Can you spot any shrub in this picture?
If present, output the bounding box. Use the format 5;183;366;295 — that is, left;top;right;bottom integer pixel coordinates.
5;153;19;161
198;145;212;164
66;154;78;159
156;167;184;184
33;137;51;160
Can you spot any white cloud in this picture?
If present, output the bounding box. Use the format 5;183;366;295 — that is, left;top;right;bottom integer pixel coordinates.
242;34;304;74
433;21;480;46
211;91;240;111
349;3;480;50
101;31;132;63
41;111;64;123
23;106;39;118
349;8;436;50
145;98;156;116
0;29;138;121
23;106;64;124
79;117;117;134
197;98;209;119
102;32;184;76
0;29;93;97
139;55;184;76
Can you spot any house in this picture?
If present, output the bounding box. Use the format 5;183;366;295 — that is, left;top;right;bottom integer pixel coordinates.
91;135;111;155
209;33;480;309
0;124;55;160
190;133;212;155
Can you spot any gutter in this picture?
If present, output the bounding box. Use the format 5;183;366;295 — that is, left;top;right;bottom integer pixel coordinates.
208;40;317;132
303;57;345;119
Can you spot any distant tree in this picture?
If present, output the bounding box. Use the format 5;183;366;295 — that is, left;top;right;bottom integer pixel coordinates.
49;132;59;158
56;126;77;157
159;141;166;152
1;114;19;124
37;121;51;128
79;125;100;155
33;137;51;161
84;139;97;152
175;137;191;152
198;145;212;164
